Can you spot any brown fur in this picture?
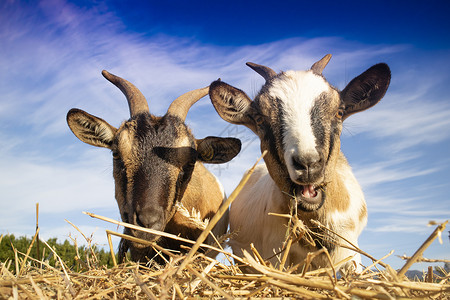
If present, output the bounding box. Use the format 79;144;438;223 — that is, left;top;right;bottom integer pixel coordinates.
67;71;241;263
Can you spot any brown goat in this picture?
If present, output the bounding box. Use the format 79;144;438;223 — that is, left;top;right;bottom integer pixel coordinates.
67;70;241;263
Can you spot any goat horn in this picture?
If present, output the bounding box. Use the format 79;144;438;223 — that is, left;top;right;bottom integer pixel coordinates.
167;86;209;121
310;54;332;75
246;62;277;81
102;70;149;117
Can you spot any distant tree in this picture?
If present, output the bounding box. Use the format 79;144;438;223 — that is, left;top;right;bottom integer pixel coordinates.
434;262;450;279
0;234;16;261
0;234;116;271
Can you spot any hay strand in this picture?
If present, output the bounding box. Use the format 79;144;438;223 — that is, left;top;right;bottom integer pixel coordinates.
106;231;117;267
18;227;39;277
398;220;448;277
176;150;267;274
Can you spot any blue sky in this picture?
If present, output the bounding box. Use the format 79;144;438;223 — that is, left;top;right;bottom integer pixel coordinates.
1;0;449;270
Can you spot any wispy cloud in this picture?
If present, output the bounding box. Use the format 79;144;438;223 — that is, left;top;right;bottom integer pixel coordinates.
347;96;450;152
353;153;440;190
366;216;447;234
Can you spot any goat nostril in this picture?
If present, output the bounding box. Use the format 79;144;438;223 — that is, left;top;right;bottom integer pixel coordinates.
291;154;323;172
136;214;145;228
292;155;306;171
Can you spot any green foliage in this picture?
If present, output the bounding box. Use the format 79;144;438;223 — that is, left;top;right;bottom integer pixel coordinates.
0;234;117;270
434;262;450;278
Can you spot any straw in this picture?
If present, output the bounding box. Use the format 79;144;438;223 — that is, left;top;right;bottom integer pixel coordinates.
398;220;448;277
176;150;267;274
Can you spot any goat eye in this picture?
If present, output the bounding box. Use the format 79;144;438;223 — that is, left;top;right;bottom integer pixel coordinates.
336;109;344;119
255;115;264;125
112;151;120;160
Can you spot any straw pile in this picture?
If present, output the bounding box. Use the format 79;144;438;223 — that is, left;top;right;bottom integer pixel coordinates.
1;223;449;299
1;155;449;299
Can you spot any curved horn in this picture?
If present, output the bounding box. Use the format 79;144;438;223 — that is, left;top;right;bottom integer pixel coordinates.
311;54;332;75
167;86;209;121
246;62;277;81
102;70;149;117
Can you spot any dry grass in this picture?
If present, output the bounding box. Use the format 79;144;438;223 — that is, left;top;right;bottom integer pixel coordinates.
1;153;449;299
1;225;449;299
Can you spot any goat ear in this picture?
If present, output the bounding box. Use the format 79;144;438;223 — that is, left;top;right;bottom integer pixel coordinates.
341;63;391;120
67;108;117;149
209;80;257;132
196;137;242;164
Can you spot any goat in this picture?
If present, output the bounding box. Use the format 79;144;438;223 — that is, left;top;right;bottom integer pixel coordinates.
209;55;391;272
67;70;241;263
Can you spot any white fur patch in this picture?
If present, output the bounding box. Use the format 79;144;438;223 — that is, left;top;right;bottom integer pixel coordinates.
270;71;329;178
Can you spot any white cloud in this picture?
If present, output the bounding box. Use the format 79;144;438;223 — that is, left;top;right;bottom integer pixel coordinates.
0;148;115;215
353;154;440;190
366;216;448;234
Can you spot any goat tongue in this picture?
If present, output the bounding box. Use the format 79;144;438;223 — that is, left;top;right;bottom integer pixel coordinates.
302;185;317;198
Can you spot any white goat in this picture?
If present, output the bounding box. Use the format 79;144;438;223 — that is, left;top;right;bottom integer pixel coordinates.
209;55;391;272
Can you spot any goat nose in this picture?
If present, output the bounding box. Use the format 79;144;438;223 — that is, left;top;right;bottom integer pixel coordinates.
291;153;322;173
135;210;161;229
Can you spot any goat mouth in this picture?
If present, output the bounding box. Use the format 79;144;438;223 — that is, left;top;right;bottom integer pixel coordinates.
294;184;325;212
